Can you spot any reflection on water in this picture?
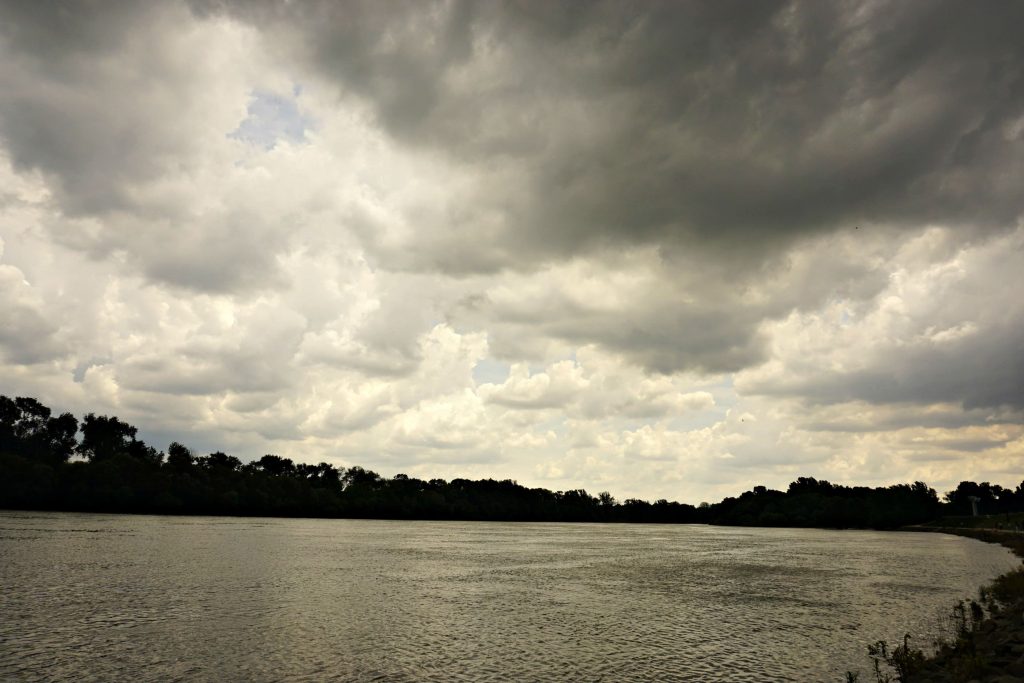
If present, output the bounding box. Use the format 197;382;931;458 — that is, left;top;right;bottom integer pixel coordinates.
0;512;1017;682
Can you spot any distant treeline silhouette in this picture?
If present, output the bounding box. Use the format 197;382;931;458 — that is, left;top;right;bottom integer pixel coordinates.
3;395;1023;528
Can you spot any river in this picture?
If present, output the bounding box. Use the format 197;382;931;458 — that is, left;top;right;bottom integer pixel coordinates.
0;511;1017;681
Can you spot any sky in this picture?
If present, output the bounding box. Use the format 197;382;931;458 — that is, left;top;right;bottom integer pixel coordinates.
0;0;1022;503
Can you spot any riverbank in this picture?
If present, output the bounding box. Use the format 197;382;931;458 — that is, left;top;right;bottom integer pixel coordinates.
882;527;1024;682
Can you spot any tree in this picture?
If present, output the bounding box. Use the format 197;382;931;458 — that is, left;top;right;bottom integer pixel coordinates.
166;442;194;471
342;466;381;489
127;439;163;465
946;481;1000;515
76;413;161;464
0;396;18;455
788;477;833;495
0;395;77;464
44;412;79;463
252;454;295;476
315;463;341;488
13;397;50;436
200;451;241;471
78;413;138;462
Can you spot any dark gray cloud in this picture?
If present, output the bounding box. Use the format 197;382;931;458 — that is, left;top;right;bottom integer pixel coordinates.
0;2;203;215
456;234;893;374
3;0;1022;278
0;0;1021;495
800;405;1022;434
0;282;64;364
739;229;1024;411
138;211;292;294
0;0;292;295
202;0;1024;272
764;323;1024;410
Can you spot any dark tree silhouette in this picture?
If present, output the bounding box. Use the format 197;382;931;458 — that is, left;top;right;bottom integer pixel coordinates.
250;454;295;476
200;451;242;471
945;481;1009;515
79;414;143;462
1;396;78;465
1;394;1021;527
166;442;195;471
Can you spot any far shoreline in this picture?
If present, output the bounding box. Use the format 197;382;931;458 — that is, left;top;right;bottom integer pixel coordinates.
2;504;1010;533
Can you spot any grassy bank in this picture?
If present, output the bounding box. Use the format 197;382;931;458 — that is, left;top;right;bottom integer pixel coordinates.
925;514;1024;532
853;526;1024;682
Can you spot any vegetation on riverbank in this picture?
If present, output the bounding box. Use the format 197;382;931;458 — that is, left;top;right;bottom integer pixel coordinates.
3;395;1024;528
852;527;1024;682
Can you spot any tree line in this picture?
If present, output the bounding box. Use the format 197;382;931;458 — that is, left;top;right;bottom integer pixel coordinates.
3;395;1023;528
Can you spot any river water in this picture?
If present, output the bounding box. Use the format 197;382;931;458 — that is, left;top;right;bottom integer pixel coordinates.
0;512;1017;682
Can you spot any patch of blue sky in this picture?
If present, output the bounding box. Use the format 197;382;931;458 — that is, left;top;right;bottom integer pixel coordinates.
707;376;738;410
471;353;575;387
663;410;722;433
229;87;311;150
72;357;111;383
472;357;510;385
539;416;567;433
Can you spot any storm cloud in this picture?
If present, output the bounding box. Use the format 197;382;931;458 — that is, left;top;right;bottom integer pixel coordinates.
0;0;1021;501
202;0;1024;268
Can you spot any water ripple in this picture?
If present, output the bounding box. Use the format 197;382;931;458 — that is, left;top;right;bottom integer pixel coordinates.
0;513;1017;682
